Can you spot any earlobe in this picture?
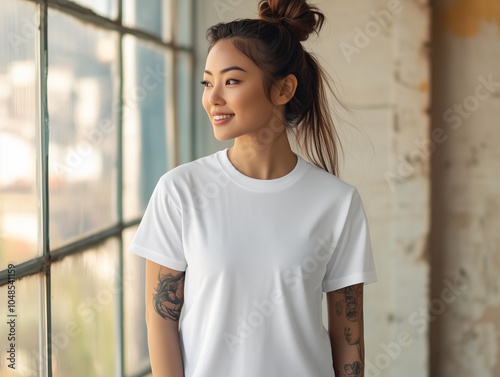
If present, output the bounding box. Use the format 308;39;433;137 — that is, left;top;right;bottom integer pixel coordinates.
273;74;298;105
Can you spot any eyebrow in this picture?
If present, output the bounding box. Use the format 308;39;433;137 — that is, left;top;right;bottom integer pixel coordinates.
203;66;248;75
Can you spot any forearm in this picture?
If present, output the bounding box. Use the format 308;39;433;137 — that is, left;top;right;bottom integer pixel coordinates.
330;331;364;377
327;284;365;377
146;318;184;377
145;260;186;377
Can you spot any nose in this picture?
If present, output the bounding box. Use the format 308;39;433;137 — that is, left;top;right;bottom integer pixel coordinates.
208;84;225;106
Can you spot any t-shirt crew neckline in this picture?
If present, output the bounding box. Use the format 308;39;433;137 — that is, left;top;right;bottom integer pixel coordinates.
217;147;308;191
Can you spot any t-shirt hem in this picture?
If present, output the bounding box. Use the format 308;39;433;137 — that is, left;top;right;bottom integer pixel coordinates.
128;244;187;271
322;271;378;292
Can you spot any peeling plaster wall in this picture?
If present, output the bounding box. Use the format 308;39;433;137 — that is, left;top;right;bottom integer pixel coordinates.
309;1;431;376
430;1;500;376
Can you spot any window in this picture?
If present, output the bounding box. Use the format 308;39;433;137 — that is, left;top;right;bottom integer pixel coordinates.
0;0;194;375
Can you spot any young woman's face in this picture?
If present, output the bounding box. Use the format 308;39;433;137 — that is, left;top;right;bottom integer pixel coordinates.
202;39;280;141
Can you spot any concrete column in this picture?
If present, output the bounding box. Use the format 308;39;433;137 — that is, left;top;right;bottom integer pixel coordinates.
430;1;500;376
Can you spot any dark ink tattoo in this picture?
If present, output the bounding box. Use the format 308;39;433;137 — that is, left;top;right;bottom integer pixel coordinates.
344;323;364;361
356;344;363;363
338;284;364;363
344;325;358;345
335;301;343;316
153;268;185;321
344;361;362;376
340;286;359;322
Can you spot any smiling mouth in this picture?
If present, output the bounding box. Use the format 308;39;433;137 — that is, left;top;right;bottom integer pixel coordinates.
213;114;234;120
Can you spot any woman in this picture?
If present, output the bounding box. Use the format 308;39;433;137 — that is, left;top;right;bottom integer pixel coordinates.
129;0;377;376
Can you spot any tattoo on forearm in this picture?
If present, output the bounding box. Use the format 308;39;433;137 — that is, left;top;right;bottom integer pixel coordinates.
333;284;365;369
356;344;363;363
344;323;363;359
335;301;343;316
339;286;359;322
344;361;362;376
153;268;185;321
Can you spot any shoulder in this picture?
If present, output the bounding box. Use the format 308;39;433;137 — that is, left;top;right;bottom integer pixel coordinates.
157;150;220;187
153;150;227;210
301;158;360;202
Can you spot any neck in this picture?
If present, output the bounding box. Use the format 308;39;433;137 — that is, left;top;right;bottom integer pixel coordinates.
227;132;297;180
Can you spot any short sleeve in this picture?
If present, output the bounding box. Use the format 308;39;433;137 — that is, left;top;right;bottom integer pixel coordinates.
128;179;187;271
322;188;377;292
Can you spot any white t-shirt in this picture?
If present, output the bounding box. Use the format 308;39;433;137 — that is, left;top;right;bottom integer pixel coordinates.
128;147;377;377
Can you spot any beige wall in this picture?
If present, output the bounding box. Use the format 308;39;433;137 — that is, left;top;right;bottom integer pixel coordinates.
310;1;431;375
194;1;500;376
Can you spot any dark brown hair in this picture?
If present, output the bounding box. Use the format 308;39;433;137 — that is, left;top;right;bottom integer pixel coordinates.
205;0;344;176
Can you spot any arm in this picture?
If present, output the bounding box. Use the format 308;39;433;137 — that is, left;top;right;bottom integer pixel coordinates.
327;283;364;377
145;260;185;377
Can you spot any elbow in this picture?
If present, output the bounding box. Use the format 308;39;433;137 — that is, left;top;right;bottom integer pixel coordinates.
145;304;160;331
145;305;181;333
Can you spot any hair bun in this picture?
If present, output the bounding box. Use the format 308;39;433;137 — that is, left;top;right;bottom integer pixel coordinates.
258;0;325;42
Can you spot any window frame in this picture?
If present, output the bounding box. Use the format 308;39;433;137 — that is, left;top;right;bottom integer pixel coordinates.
0;0;195;376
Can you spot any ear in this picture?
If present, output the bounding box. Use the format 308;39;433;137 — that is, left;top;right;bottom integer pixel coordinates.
272;74;298;106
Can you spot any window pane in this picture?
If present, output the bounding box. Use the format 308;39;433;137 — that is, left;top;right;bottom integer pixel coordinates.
177;51;193;164
175;0;193;47
48;9;119;249
72;0;118;19
0;273;46;376
123;36;173;221
0;0;40;269
51;238;119;377
122;0;172;41
123;226;149;375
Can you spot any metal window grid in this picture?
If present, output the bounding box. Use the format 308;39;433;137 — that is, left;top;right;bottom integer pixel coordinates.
0;1;196;376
